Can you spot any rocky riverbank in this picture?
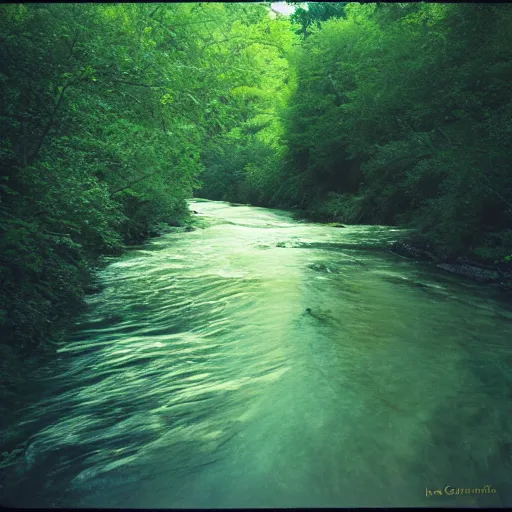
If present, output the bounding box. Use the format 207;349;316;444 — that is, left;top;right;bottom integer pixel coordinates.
390;237;512;295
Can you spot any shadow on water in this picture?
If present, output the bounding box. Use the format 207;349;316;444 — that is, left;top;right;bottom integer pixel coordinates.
1;200;512;508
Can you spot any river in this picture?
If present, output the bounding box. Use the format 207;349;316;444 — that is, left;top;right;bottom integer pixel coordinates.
1;199;512;508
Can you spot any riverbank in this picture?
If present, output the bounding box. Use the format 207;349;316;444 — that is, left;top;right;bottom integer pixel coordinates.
0;209;204;481
389;234;512;296
289;206;512;296
0;212;199;457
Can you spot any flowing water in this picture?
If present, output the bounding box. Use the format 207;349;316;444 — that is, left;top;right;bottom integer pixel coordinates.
2;200;512;508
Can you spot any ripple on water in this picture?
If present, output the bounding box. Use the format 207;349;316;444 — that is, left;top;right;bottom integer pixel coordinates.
3;201;512;508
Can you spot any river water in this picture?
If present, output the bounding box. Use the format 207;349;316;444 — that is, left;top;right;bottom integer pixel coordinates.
2;200;512;508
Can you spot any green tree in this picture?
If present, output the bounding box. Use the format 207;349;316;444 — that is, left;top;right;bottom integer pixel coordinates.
0;3;295;362
280;3;512;261
290;2;347;38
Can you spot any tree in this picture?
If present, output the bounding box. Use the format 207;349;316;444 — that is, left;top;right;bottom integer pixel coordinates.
0;2;295;357
290;2;347;38
280;3;512;261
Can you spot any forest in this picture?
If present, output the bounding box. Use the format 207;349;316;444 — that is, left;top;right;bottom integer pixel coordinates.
1;2;512;405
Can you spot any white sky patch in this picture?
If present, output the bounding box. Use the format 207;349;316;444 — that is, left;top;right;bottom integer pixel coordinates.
270;2;297;16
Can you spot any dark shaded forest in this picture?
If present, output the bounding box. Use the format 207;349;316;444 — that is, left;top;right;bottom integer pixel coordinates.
1;2;511;405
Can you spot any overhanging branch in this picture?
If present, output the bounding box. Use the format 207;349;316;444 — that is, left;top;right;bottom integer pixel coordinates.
109;169;163;198
111;79;166;88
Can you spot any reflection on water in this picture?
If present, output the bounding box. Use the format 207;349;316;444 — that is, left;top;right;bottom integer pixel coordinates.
1;200;512;508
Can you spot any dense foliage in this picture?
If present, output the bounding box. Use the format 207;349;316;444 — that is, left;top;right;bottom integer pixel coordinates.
195;8;294;204
280;3;512;263
289;2;347;38
1;2;512;391
0;3;291;362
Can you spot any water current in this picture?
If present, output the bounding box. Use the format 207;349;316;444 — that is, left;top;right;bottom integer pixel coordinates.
1;200;512;508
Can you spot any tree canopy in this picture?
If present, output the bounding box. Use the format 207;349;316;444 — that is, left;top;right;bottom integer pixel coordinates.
279;2;512;262
0;2;294;350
